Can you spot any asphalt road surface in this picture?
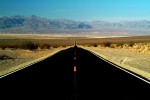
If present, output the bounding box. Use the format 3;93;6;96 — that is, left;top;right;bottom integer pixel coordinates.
0;46;150;100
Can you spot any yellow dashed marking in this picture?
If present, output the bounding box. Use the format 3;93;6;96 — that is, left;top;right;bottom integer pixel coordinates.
74;66;76;72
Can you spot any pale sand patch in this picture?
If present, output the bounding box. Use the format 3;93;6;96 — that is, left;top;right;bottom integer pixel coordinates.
0;47;70;77
81;46;150;81
0;34;72;39
0;33;129;39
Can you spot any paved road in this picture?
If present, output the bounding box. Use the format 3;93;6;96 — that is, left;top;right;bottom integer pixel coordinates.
0;46;150;100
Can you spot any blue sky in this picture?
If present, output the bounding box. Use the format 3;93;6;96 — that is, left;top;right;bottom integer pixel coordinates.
0;0;150;21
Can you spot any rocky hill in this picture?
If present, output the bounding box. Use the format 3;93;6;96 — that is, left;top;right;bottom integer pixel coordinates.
0;15;150;35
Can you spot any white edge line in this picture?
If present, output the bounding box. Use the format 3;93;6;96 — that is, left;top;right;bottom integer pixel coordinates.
81;47;150;84
0;47;71;79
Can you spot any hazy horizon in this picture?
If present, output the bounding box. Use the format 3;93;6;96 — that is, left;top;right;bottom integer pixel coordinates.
1;0;150;22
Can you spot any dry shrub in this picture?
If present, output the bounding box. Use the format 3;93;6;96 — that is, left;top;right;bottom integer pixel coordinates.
116;43;124;48
52;45;58;48
0;45;7;50
40;44;50;49
128;42;134;47
0;55;13;60
101;42;111;47
93;44;98;47
19;41;39;50
0;44;19;50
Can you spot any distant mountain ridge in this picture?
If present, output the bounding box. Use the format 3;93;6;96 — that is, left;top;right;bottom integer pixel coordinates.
0;15;150;35
0;15;92;33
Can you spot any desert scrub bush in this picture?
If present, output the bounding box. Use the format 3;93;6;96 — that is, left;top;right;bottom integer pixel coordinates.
40;44;50;49
0;55;13;60
0;45;7;50
128;42;134;47
19;41;39;50
0;44;19;50
9;44;20;49
116;43;124;47
93;44;98;47
52;45;58;48
62;45;66;48
102;42;111;47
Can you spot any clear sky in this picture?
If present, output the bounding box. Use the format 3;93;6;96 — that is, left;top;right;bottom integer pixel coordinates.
0;0;150;21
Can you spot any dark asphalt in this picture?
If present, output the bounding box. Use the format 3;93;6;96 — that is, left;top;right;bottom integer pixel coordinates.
0;46;150;100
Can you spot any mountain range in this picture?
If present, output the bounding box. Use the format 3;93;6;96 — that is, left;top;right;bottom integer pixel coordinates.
0;15;150;36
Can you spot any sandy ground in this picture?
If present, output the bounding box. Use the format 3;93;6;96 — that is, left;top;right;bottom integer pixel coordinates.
0;47;69;77
81;43;150;81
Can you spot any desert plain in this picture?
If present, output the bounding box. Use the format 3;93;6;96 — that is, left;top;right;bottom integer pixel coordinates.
0;34;150;81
